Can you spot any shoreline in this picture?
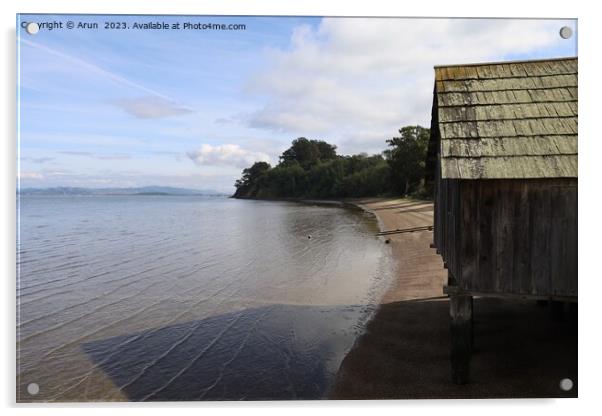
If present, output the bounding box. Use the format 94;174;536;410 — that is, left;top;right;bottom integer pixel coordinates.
330;198;577;399
347;198;446;303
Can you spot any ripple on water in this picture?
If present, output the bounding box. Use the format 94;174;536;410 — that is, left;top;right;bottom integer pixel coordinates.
17;196;393;401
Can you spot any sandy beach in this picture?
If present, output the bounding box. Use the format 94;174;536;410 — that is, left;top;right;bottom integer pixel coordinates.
331;198;577;399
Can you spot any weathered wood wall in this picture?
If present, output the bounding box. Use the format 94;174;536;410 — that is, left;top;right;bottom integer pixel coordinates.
434;177;577;297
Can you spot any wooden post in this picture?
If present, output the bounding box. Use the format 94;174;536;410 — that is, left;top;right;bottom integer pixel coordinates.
450;294;472;384
470;296;474;350
447;270;457;286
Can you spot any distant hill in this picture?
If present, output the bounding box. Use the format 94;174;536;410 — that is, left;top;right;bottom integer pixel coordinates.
18;186;227;196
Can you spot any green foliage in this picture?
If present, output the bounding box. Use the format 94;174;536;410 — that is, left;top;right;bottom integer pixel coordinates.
383;125;430;195
233;127;431;199
233;161;271;198
280;137;337;169
339;158;391;197
263;163;308;197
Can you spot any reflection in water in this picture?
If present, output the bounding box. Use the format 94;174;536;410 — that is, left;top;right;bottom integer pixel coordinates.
17;196;392;401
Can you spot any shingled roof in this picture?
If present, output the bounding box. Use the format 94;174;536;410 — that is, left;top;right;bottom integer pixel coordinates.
433;57;578;179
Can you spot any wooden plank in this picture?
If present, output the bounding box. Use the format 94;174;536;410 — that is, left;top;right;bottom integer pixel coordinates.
437;74;577;93
441;155;578;180
566;186;578;296
449;179;577;298
439;178;577;298
441;135;578;158
453;180;463;282
513;181;532;294
440;179;447;260
560;215;571;296
549;185;578;296
438;89;577;107
449;180;457;278
494;181;514;292
460;181;477;290
442;119;578;139
476;183;495;292
530;185;551;294
377;225;433;236
434;158;441;250
549;188;564;296
443;285;577;302
438;177;444;255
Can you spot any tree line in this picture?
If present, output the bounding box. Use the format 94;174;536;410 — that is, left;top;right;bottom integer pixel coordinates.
233;125;431;199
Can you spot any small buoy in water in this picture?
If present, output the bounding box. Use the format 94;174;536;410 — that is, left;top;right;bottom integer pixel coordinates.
385;238;391;244
307;235;312;239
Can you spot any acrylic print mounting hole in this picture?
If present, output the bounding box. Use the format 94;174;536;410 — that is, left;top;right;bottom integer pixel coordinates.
27;383;40;396
560;378;574;391
560;26;573;39
25;22;39;35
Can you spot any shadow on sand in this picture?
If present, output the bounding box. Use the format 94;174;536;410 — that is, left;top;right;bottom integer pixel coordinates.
331;296;578;399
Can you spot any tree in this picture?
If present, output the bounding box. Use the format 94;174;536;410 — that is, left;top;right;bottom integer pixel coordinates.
315;140;337;161
233;161;271;197
307;158;347;197
280;137;337;170
384;125;430;195
263;163;307;197
232;129;432;200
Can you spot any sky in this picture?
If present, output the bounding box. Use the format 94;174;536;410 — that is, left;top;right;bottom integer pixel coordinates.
17;15;577;193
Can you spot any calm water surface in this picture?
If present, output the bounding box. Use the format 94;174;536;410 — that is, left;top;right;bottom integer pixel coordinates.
17;196;393;401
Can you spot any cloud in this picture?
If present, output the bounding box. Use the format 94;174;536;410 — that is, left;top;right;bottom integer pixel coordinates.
19;171;44;180
244;18;576;154
153;150;185;162
59;151;92;156
21;157;54;164
20;39;172;100
59;151;131;160
113;96;194;119
187;144;271;168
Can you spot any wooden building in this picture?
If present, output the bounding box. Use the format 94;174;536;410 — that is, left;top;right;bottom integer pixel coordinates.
426;57;578;384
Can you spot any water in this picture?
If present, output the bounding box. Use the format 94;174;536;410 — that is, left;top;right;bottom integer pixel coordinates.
16;195;393;401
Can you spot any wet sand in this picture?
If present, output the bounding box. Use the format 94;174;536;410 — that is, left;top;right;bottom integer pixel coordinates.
331;198;577;399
